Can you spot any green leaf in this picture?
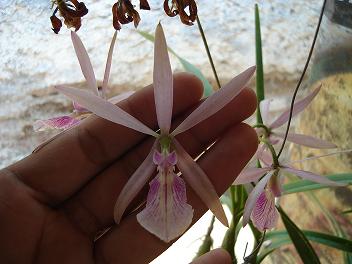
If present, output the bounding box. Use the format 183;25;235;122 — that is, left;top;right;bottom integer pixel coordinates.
283;173;352;195
342;209;352;215
255;3;265;124
278;206;321;264
137;30;213;97
258;230;352;262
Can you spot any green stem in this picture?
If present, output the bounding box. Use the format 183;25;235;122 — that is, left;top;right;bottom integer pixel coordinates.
260;138;279;166
196;15;221;89
194;216;215;259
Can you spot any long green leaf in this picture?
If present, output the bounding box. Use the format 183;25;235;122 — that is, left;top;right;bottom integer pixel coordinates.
278;206;320;263
257;230;352;262
137;30;213;97
255;3;264;124
283;173;352;195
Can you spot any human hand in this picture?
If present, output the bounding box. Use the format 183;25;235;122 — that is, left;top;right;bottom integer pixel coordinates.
0;73;257;264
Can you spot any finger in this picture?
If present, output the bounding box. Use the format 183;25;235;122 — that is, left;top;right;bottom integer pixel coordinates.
62;89;256;237
191;249;232;264
7;73;203;205
93;123;258;264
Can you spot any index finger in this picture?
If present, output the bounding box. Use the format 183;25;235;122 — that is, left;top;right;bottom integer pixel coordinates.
8;73;204;205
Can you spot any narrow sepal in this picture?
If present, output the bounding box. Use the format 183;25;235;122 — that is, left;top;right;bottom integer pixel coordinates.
71;31;98;94
153;23;173;134
172;66;256;136
55;86;158;137
173;138;229;227
114;141;157;223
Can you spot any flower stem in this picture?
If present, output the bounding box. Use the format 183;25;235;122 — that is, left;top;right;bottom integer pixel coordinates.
194;216;215;259
277;0;326;158
260;138;279;167
196;15;221;89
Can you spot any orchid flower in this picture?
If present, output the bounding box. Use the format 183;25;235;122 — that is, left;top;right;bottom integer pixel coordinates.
55;23;256;242
234;150;346;231
34;30;133;131
256;86;336;152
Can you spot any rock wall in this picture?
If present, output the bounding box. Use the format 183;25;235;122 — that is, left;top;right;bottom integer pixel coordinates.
0;0;322;167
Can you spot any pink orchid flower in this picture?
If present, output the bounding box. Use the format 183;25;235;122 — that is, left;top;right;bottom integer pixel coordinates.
234;150;346;231
34;31;133;131
55;23;256;242
256;86;336;150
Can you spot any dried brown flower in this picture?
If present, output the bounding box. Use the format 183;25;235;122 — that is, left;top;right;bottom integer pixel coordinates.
50;0;88;34
112;0;147;30
163;0;197;25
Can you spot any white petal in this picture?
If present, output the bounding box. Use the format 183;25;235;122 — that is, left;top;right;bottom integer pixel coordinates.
233;167;272;185
55;86;158;137
259;99;272;125
274;132;337;149
172;66;256;136
71;31;98;94
282;167;345;187
102;31;118;96
173;138;229;227
114;142;157;223
153;23;173;134
269;86;321;129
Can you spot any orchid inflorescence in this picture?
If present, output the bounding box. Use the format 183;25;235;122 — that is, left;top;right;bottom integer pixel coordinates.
51;23;256;242
233;86;346;232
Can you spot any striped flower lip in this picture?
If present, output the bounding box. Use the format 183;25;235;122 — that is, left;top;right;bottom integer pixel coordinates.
55;23;256;242
234;150;347;231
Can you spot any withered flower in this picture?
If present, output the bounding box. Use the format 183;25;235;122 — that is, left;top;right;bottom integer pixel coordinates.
112;0;147;30
50;0;88;34
163;0;197;26
50;13;62;34
139;0;151;10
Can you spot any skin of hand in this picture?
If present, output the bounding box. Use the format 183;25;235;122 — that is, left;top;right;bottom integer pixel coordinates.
192;248;232;264
0;73;257;264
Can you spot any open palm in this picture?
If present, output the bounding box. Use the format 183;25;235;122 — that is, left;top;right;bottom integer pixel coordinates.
0;74;257;264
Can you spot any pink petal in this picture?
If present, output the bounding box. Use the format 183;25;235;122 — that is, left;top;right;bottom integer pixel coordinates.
269;86;321;129
102;31;118;96
72;101;88;113
282;166;345;186
108;91;135;104
71;31;98;94
259;99;272;125
172;66;256;136
268;172;283;197
114;142;157;223
250;190;279;231
243;170;274;227
153;23;173;134
173;138;229;227
33;116;80;131
136;171;193;242
257;147;273;167
233;167;272;185
289;149;352;164
274;132;337;149
55;85;158;137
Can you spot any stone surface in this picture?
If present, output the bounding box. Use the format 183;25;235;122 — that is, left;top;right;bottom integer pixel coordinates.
0;0;321;167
